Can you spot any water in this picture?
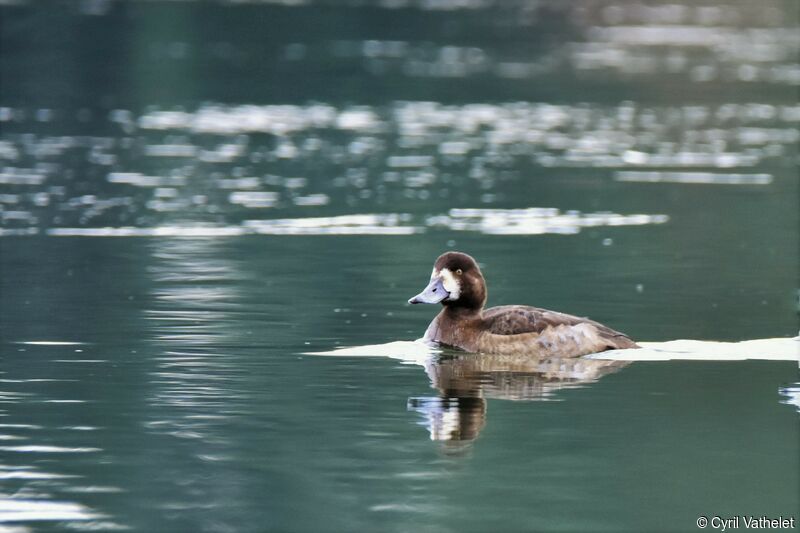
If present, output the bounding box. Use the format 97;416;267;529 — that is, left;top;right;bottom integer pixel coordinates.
1;1;798;531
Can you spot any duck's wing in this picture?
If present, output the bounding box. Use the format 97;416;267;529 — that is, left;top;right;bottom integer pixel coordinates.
483;305;586;335
482;305;638;349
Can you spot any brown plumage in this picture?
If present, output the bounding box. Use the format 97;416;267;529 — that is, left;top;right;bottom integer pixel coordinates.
409;251;639;357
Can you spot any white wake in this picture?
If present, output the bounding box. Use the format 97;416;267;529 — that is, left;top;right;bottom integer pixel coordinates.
307;337;798;363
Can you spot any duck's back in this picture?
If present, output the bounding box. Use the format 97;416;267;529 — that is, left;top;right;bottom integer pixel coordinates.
476;305;639;356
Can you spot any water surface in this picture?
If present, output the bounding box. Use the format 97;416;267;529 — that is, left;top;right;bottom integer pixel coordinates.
1;1;798;531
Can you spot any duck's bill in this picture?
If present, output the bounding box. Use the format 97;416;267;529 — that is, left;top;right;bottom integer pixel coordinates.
408;277;449;304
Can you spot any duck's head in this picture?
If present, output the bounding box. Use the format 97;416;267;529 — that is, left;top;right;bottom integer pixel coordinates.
408;251;487;311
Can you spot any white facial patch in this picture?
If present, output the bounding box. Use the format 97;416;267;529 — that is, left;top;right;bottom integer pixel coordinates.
438;268;461;301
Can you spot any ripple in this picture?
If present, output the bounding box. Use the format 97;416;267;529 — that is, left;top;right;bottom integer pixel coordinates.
2;99;797;234
0;228;39;237
14;341;88;346
143;238;250;450
0;446;101;453
37;206;669;238
430;208;669;235
0;498;103;523
61;487;124;494
0;170;45;186
615;171;773;184
243;214;422;235
228;191;279;208
51;360;107;364
0;380;76;384
107;172;185;188
0;472;76;480
47;227;248;237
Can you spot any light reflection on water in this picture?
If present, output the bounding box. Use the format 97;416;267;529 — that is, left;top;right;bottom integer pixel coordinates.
1;101;797;234
138;238;269;522
1;0;798;530
145;238;249;444
0;498;104;525
0;353;123;530
31;208;669;237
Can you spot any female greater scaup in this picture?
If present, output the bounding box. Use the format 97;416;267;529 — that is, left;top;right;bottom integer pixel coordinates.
408;251;639;357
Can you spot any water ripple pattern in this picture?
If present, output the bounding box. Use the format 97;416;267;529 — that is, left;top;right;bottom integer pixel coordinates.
142;238;263;517
0;343;123;529
2;101;795;235
145;238;249;444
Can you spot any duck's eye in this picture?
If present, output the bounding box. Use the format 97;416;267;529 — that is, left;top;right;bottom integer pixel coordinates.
456;269;463;275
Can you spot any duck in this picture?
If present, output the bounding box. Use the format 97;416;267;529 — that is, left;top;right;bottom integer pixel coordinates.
408;251;639;357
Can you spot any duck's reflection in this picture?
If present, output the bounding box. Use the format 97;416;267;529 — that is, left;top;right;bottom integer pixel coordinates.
408;352;628;445
407;396;487;444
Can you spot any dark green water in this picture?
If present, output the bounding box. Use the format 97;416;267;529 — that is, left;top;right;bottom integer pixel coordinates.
1;1;798;532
